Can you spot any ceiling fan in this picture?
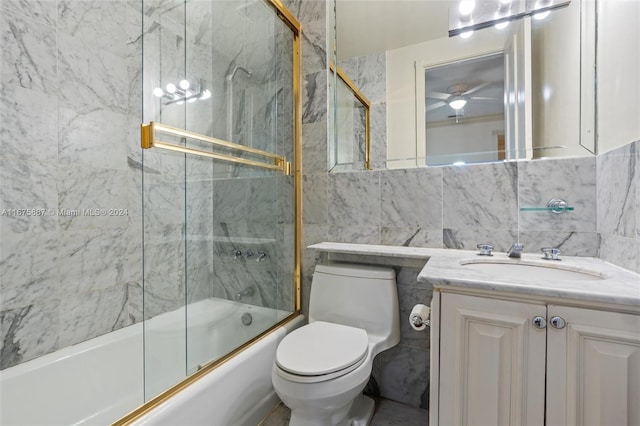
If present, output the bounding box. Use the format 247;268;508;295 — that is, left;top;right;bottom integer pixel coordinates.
426;82;499;113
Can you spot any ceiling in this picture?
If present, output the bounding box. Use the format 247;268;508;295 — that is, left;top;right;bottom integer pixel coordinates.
335;0;452;60
425;53;504;122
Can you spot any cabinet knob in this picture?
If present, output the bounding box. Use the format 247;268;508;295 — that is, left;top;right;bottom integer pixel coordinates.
550;316;566;329
532;316;547;329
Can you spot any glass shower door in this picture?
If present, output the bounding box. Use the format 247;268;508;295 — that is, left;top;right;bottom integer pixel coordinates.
141;0;296;402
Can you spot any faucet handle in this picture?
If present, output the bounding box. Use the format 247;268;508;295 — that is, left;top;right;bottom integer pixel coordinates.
476;243;494;256
541;247;561;260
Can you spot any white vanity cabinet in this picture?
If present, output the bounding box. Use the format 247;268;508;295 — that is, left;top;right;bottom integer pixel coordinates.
433;291;640;426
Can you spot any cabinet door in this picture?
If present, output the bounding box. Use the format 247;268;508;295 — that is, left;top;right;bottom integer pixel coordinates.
546;305;640;426
439;293;547;426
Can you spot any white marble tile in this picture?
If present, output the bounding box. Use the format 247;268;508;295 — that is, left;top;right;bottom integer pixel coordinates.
302;224;328;278
599;233;640;274
0;156;58;234
303;71;327;125
57;0;130;57
211;178;248;223
328;226;380;244
376;344;430;408
0;7;58;93
443;161;518;230
380;168;442;228
303;174;327;225
289;0;326;75
636;141;639;239
0;225;58;311
57;30;131;113
0;86;58;162
58;226;129;294
369;102;387;169
358;52;385;103
57;164;129;231
302;121;328;174
0;299;60;369
443;228;518;253
58;106;129;171
1;1;57;27
58;284;129;348
518;231;599;257
519;157;597;232
380;227;443;248
328;171;380;226
597;143;636;238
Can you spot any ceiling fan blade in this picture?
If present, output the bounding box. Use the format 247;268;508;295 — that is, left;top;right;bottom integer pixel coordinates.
463;82;491;95
426;92;451;101
469;96;499;100
426;101;447;111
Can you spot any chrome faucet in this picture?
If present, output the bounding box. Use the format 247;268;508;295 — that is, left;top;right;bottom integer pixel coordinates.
235;286;255;301
507;243;524;258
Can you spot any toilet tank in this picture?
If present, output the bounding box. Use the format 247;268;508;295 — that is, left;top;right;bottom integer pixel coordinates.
308;264;400;353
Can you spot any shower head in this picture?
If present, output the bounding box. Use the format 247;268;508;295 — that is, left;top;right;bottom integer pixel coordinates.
225;66;253;83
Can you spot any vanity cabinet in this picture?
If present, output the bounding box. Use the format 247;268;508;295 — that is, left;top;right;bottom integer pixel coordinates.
434;292;640;426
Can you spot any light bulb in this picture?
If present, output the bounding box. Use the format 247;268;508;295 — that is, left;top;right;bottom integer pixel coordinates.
166;83;177;94
458;0;475;16
153;87;164;97
179;79;190;90
460;30;474;39
449;98;467;110
533;10;550;20
495;21;510;30
200;89;211;100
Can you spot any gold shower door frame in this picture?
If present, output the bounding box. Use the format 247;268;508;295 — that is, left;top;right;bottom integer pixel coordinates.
114;0;302;423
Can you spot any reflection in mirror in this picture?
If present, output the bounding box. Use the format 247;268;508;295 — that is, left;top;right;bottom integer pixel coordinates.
425;53;505;166
329;65;371;171
335;0;596;169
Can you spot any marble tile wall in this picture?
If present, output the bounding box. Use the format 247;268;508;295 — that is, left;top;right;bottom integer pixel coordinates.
338;51;387;170
0;1;142;369
597;141;639;273
1;0;299;371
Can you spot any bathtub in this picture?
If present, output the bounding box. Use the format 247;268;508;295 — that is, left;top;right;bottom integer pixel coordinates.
0;298;301;426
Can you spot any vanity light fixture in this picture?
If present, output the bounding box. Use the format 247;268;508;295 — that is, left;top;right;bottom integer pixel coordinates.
449;0;570;37
153;79;210;105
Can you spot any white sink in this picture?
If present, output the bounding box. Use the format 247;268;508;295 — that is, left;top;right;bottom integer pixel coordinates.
460;260;605;281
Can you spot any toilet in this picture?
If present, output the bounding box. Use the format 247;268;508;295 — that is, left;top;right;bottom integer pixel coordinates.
272;263;400;425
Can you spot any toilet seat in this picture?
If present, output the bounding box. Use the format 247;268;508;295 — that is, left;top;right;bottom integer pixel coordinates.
275;321;369;384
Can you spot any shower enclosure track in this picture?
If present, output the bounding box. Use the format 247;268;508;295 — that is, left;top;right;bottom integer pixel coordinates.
140;121;291;175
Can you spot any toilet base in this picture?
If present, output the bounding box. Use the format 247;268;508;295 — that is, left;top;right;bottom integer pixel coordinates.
344;394;375;426
286;394;375;426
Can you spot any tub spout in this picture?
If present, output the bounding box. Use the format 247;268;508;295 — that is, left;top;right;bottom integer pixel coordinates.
235;286;255;301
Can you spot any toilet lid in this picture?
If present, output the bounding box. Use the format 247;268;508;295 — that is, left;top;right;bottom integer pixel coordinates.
276;321;368;376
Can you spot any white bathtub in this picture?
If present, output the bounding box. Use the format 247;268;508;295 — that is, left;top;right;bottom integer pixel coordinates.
0;298;301;426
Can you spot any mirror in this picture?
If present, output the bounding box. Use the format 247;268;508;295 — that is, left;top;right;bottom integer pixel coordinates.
333;0;597;168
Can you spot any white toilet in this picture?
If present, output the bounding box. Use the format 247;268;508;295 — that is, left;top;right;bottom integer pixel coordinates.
272;263;400;425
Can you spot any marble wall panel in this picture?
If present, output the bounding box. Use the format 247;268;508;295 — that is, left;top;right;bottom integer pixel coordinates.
328;170;380;226
0;226;58;312
0;86;58;162
0;299;60;369
380;168;442;229
597;143;636;238
443;161;518;231
518;157;597;232
1;1;57;27
0;7;58;94
58;284;129;348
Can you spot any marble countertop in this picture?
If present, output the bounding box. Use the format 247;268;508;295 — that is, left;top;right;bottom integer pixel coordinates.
308;242;640;311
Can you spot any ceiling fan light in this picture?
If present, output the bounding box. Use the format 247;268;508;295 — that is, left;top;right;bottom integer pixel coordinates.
449;98;467;110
